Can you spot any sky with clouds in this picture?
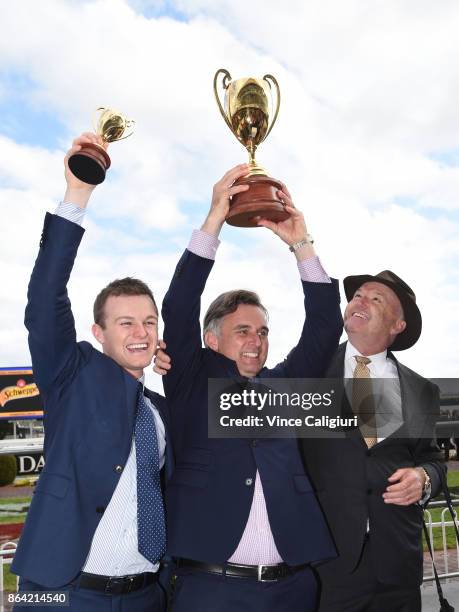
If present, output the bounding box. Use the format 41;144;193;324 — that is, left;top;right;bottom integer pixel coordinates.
0;0;458;393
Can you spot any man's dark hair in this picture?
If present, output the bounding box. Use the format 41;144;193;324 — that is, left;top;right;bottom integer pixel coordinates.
203;289;268;342
93;277;157;328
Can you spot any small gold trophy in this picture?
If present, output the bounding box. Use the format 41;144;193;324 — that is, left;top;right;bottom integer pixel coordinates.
68;108;135;185
213;69;288;227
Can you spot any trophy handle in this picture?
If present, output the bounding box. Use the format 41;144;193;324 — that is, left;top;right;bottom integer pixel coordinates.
213;68;233;133
113;119;136;141
262;74;281;141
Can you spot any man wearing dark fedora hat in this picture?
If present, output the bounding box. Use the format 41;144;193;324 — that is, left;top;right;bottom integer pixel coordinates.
301;270;445;612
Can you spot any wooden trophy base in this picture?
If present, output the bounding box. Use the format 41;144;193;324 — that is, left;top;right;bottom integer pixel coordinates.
226;175;289;228
68;143;111;185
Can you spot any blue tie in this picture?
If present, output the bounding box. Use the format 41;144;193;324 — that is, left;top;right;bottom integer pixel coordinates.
135;389;166;563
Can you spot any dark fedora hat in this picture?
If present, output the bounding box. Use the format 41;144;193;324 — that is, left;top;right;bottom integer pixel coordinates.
343;270;422;351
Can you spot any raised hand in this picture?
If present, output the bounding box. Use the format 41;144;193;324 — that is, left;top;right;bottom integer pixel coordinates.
201;164;250;237
63;133;107;208
256;184;315;260
153;340;171;376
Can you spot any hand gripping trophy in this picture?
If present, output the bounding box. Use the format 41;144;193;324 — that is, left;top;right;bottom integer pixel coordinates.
213;69;288;227
68;107;135;185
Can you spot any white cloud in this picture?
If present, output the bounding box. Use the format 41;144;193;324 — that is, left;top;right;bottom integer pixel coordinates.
0;0;458;381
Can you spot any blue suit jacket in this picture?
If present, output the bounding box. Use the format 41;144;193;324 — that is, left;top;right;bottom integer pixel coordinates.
12;213;173;588
162;249;343;566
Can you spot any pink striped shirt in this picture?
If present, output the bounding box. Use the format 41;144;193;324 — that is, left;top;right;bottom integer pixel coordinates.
188;228;330;564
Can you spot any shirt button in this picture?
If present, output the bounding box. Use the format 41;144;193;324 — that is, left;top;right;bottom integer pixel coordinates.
252;440;258;447
96;506;105;514
245;478;253;486
115;465;123;473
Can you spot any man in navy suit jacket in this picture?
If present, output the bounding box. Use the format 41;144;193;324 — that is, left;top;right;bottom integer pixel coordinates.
12;133;172;611
158;165;343;612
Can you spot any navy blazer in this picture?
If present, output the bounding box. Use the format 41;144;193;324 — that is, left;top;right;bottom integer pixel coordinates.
162;249;343;566
12;213;173;588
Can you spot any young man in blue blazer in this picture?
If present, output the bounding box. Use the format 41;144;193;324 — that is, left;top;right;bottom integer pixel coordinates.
12;133;172;611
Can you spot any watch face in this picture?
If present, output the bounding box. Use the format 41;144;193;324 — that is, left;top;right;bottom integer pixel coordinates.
290;237;313;252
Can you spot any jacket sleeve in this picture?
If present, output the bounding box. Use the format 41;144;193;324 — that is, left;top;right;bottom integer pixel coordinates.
413;382;447;499
268;278;343;378
161;250;214;400
25;213;85;394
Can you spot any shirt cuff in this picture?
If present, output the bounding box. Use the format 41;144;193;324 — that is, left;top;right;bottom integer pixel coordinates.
55;202;86;226
297;256;331;283
187;229;221;260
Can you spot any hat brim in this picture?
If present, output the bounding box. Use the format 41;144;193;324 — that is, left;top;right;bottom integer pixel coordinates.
343;274;422;351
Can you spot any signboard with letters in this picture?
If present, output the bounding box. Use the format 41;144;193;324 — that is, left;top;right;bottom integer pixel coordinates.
0;367;43;420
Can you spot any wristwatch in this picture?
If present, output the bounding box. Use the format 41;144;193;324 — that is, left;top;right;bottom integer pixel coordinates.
289;234;314;252
420;467;431;496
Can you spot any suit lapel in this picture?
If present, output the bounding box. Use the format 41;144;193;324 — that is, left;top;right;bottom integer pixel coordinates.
144;389;168;425
390;355;428;440
325;343;346;378
144;388;174;481
390;353;412;423
123;369;139;436
326;343;367;449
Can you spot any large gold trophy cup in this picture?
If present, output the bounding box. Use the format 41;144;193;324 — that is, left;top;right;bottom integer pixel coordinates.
214;69;288;227
68;107;135;185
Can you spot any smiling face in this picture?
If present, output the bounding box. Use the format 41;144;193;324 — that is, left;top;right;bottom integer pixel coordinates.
204;304;269;378
344;281;407;355
92;294;158;378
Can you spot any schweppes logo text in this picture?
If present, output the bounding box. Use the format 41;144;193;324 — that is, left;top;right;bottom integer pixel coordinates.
0;384;39;407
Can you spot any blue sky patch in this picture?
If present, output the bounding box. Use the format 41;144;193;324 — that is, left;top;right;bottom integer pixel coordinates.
428;149;459;168
0;71;66;149
128;0;189;22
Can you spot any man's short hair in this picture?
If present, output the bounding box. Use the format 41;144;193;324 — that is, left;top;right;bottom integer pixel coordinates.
93;277;157;328
203;290;268;339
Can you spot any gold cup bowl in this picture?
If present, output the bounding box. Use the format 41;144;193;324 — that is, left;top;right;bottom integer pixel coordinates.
214;69;288;227
68;107;135;185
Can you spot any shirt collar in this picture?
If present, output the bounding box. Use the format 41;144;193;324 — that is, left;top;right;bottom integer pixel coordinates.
345;340;388;365
138;374;145;393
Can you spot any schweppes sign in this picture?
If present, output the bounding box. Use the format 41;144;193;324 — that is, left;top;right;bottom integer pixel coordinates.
0;383;40;406
0;368;43;419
